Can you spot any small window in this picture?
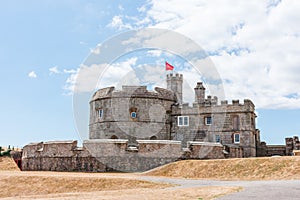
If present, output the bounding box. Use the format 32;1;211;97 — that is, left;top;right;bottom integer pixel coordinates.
150;136;157;140
131;112;137;118
234;133;240;143
111;135;118;139
205;116;212;125
98;109;103;118
215;135;221;143
178;116;189;126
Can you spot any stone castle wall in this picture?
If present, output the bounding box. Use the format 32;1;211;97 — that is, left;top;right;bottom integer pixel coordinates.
256;136;300;157
22;139;242;172
89;86;176;140
172;99;257;157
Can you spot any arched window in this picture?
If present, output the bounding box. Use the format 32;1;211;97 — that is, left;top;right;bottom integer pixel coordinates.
150;136;157;140
111;135;118;139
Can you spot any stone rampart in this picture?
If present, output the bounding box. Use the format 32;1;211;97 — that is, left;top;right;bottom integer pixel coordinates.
187;141;225;159
22;139;243;172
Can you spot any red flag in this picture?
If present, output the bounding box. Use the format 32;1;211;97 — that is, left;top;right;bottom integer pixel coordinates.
165;62;174;70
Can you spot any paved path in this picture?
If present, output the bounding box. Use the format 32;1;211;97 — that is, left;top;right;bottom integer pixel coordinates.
138;176;300;199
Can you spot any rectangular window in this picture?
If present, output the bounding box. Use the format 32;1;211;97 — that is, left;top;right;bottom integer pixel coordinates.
215;135;221;143
98;109;103;118
184;117;188;125
130;112;137;118
178;116;189;126
233;115;240;130
205;116;212;125
234;133;240;143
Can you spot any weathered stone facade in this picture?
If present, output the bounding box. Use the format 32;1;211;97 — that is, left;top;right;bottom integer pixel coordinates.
22;139;243;172
89;85;175;142
90;73;258;157
171;99;257;157
22;73;263;172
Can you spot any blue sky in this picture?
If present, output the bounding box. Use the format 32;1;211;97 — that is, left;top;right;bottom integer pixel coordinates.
1;0;300;148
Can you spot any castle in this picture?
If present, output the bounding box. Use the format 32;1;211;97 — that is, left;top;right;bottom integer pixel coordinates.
89;73;258;157
21;73;299;172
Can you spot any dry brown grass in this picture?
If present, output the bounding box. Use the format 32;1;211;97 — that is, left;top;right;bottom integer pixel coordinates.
145;156;300;180
0;171;241;199
8;186;241;200
0;171;170;198
0;157;20;171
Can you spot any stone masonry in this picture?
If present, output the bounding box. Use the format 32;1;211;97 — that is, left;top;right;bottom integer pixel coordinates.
89;73;258;157
257;136;300;157
22;73;263;172
22;139;242;172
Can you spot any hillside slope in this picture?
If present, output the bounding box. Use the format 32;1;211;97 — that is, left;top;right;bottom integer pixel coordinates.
144;156;300;180
0;157;20;171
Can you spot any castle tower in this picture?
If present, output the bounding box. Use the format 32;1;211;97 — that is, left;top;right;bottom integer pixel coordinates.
194;82;205;104
167;73;183;104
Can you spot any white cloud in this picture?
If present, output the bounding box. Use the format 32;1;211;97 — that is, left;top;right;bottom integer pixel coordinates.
90;47;100;55
97;57;139;89
49;66;60;74
118;0;300;109
28;71;37;78
108;15;133;30
63;69;78;74
64;68;79;94
118;4;124;11
79;41;88;45
147;49;162;57
64;57;139;94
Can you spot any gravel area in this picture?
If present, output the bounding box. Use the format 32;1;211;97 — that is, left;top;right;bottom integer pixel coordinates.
138;176;300;199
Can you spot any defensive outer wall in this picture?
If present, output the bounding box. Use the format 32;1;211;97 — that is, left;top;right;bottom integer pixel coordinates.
22;140;242;172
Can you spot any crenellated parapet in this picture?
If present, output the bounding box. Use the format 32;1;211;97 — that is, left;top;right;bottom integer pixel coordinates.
22;140;87;159
166;73;183;80
91;86;176;102
175;99;255;115
91;86;115;101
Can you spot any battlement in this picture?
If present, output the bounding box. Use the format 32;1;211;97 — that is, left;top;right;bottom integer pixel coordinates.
204;95;218;105
91;85;176;102
154;87;175;100
195;82;205;89
192;98;254;109
121;85;147;93
166;73;183;80
91;86;115;101
22;140;81;159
